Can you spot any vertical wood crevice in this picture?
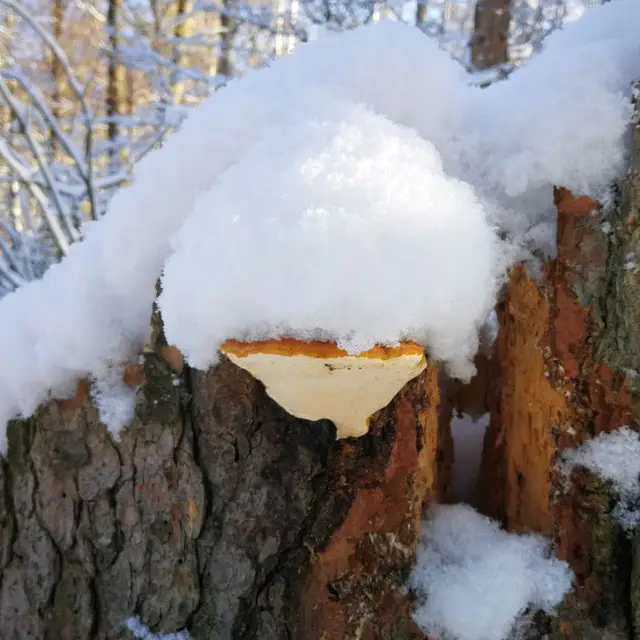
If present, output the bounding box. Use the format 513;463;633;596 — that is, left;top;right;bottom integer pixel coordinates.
478;92;640;639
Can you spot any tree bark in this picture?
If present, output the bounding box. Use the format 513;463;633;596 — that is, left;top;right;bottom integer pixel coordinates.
0;295;452;639
479;92;640;638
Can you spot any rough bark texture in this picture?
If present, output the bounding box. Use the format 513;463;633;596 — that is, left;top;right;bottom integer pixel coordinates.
480;97;640;638
0;296;451;639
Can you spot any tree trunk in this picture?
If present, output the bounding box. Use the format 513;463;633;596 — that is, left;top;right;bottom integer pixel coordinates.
470;0;511;70
211;0;233;82
49;0;65;162
171;0;193;104
0;8;22;233
479;92;640;638
0;294;453;639
106;0;127;168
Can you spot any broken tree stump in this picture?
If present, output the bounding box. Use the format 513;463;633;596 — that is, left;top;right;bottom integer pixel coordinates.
0;297;452;639
479;105;640;638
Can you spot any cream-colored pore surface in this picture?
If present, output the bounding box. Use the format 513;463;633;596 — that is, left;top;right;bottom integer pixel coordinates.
225;351;427;438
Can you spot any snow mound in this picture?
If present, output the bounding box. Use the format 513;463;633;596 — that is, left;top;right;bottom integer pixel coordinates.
561;427;640;530
410;504;573;640
159;99;505;379
1;0;639;447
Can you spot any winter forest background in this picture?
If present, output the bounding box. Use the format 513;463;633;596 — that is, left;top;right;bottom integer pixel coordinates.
0;0;604;297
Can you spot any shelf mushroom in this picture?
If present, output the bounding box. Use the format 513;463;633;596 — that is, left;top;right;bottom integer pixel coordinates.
220;338;427;438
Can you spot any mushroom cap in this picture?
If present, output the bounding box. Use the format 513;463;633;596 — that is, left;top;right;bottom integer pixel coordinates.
220;338;427;438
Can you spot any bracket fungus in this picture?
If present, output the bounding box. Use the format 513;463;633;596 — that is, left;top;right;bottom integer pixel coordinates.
220;338;427;438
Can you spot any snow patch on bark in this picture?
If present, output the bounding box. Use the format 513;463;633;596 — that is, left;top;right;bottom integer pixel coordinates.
561;426;640;530
124;618;190;640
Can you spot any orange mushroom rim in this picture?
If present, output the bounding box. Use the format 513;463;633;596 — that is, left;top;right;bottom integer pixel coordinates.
220;338;426;360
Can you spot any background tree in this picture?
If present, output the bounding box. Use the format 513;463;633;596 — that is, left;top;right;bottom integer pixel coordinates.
470;0;511;71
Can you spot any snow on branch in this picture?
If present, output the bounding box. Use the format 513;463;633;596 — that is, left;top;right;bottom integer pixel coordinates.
0;76;79;251
0;72;88;295
0;0;142;296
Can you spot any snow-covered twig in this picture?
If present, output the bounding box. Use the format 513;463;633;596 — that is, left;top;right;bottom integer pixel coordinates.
0;138;72;256
0;0;100;223
0;77;79;247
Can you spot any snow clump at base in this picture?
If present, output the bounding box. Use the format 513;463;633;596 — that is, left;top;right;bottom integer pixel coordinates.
410;504;573;640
